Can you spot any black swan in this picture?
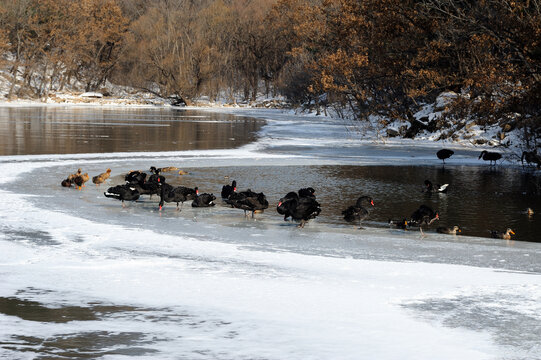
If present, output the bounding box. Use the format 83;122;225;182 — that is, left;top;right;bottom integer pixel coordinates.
521;151;541;169
226;190;269;217
124;171;163;198
424;180;449;193
125;170;146;184
92;168;111;186
298;187;316;198
104;185;140;207
192;193;217;207
342;196;374;229
277;191;299;220
437;149;454;164
277;193;321;228
409;205;439;236
437;226;461;235
225;189;258;203
159;183;198;211
478;150;502;165
148;167;165;184
221;180;237;199
490;228;515;240
141;179;165;199
146;175;165;198
131;171;164;199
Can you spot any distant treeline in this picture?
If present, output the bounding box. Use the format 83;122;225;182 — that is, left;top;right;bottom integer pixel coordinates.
1;0;540;140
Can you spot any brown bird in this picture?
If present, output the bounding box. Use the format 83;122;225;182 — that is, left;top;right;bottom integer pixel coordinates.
74;173;89;190
102;168;112;179
150;166;179;173
490;228;515;240
388;218;408;230
73;175;84;190
67;168;82;182
437;226;461;235
92;168;112;186
81;173;90;186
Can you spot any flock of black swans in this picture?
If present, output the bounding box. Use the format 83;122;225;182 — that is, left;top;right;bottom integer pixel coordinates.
59;149;540;240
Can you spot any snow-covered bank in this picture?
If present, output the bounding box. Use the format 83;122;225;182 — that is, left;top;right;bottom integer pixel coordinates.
1;106;540;359
193;106;531;167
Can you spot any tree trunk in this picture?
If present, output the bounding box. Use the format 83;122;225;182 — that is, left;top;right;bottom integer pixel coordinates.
8;63;20;99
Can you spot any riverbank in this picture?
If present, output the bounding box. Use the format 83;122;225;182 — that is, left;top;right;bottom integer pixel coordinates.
0;90;530;161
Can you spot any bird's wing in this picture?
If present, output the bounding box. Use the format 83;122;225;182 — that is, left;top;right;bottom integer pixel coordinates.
438;184;449;192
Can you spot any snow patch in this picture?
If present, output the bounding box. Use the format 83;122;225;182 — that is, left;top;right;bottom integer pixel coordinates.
79;92;103;98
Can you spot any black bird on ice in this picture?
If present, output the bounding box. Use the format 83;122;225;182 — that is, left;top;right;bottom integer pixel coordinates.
479;150;502;166
409;205;439;236
342;196;374;229
437;149;454;165
226;189;269;217
277;190;321;228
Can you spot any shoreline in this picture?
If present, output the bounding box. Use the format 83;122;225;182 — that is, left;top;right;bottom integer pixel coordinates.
0;98;526;154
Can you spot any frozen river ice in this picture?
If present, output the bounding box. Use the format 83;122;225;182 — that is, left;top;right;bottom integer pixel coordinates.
0;106;540;359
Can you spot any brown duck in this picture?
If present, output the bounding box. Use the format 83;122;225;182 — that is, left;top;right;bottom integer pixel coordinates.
92;168;112;186
490;228;515;240
437;226;461;235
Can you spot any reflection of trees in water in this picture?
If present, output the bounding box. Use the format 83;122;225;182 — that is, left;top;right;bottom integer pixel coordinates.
0;108;262;155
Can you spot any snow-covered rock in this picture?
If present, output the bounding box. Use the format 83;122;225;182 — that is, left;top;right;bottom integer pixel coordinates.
435;91;458;110
80;92;103;98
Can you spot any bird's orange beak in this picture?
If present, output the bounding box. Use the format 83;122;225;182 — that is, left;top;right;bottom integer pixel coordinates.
278;202;282;206
510;230;515;235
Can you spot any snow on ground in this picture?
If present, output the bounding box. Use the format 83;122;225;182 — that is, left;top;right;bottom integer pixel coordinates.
0;105;540;359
